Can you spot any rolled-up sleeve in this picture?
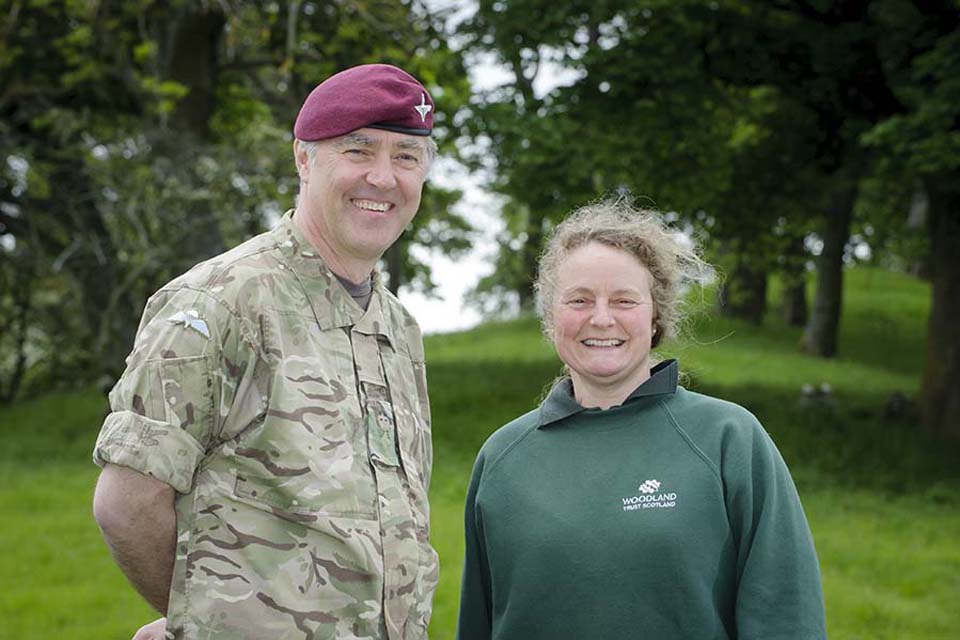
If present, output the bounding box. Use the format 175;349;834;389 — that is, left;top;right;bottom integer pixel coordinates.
94;287;228;494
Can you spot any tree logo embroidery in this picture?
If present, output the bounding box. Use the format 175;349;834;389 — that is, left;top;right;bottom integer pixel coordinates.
638;479;661;494
622;479;677;512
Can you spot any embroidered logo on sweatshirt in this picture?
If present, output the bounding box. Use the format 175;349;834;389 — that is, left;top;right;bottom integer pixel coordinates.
621;479;677;512
638;479;661;494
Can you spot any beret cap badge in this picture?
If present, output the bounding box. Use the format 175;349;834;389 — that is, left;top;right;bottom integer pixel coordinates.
414;93;432;123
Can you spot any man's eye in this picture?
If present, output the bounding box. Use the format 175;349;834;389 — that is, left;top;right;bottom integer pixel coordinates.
616;299;639;307
344;148;367;156
397;153;421;165
566;298;588;306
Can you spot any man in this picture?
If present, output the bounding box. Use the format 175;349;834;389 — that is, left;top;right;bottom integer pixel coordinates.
92;64;438;640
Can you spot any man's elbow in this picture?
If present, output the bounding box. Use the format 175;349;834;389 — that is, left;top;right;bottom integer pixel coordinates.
93;464;175;535
92;474;125;535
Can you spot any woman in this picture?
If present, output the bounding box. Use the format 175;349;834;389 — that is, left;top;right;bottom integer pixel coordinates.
456;199;827;639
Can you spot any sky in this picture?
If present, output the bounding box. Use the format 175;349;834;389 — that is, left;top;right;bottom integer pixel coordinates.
398;161;503;334
397;0;581;334
394;2;506;335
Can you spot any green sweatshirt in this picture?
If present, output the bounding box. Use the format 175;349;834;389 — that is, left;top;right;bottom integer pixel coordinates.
457;360;826;640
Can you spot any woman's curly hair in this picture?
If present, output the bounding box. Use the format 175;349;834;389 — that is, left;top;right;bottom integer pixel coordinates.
534;196;714;348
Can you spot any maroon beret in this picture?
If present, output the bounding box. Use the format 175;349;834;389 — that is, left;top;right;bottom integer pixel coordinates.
294;63;435;141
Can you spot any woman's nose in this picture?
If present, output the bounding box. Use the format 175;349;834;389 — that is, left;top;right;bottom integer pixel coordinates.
589;302;615;327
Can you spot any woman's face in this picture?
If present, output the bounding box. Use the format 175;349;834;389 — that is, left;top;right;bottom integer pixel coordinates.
552;242;656;404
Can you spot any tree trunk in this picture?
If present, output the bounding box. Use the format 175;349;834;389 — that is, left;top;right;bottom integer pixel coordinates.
518;220;543;311
718;255;768;324
781;234;808;327
919;176;960;440
782;283;807;327
800;181;858;357
164;7;227;265
167;8;226;136
384;241;404;297
0;270;31;404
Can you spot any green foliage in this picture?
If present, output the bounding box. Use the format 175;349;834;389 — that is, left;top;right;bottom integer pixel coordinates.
864;28;960;176
0;0;472;401
458;0;957;332
457;1;836;313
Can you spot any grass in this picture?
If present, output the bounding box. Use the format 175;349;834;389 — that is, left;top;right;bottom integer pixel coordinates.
1;266;958;639
811;490;960;639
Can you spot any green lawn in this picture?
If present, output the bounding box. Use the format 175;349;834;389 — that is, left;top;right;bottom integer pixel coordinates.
1;267;958;639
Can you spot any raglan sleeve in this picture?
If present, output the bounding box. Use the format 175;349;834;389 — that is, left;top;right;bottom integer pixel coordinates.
93;286;257;494
723;415;828;640
456;447;494;640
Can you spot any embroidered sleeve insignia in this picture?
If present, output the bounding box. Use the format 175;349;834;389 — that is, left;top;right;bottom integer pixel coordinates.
168;309;211;339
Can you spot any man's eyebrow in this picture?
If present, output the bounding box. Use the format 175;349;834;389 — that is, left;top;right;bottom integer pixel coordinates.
395;138;426;152
337;132;377;147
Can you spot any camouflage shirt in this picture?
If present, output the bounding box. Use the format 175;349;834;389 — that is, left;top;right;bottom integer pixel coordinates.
94;212;437;639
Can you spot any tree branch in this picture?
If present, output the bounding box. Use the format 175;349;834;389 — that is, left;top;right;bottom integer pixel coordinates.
285;0;302;68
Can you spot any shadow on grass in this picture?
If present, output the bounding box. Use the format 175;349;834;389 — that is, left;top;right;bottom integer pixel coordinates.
686;310;927;383
427;359;561;459
693;380;960;497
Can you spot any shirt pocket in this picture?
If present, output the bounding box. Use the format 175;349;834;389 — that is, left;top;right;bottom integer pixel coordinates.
232;414;377;520
231;355;377;520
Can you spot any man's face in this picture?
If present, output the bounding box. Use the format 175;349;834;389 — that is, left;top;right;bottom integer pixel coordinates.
295;128;430;265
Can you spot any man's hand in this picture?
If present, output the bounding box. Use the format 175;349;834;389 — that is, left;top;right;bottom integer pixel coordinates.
93;464;177;613
132;617;167;640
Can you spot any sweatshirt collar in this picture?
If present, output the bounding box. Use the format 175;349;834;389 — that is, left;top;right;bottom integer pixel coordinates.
538;359;679;428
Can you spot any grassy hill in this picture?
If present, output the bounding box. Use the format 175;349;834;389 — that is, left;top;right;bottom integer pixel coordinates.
1;267;958;639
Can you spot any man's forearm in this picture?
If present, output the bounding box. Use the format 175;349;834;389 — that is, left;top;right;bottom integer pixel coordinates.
94;464;177;613
102;514;176;613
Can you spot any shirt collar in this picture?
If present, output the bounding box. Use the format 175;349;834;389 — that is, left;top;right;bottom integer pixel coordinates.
537;359;679;428
272;210;395;346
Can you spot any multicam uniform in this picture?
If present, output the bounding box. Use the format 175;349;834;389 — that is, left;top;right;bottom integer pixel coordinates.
94;213;437;640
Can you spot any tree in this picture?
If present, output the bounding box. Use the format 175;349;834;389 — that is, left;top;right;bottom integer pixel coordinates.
460;0;960;438
458;1;739;310
0;0;470;401
458;1;829;323
863;15;960;439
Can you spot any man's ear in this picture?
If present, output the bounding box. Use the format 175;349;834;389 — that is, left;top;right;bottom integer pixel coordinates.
293;140;310;180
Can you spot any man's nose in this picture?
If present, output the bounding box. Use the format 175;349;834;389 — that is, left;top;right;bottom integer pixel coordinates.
366;153;398;190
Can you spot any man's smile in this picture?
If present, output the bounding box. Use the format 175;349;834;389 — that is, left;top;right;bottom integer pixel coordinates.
351;198;393;212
